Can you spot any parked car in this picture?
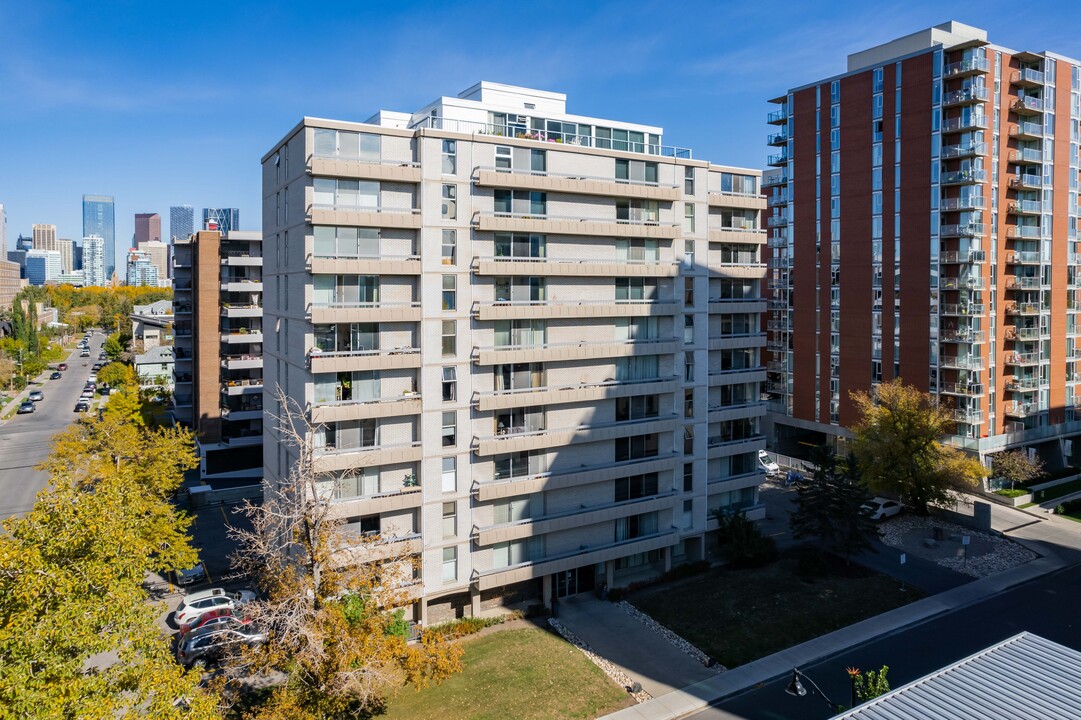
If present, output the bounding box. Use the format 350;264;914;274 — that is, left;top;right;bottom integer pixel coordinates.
178;610;252;639
50;372;62;380
58;363;68;371
758;450;782;477
92;363;103;371
28;390;44;402
175;624;265;670
174;588;257;628
88;374;98;384
74;401;90;413
17;401;35;414
79;350;90;357
174;562;207;587
861;497;904;521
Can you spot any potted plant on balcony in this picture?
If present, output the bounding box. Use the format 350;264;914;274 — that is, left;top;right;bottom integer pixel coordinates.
403;473;418;488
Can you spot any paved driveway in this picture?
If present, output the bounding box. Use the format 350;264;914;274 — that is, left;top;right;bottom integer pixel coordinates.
556;594;718;698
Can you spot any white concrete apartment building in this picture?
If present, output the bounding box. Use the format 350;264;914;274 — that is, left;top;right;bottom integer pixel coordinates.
261;82;767;623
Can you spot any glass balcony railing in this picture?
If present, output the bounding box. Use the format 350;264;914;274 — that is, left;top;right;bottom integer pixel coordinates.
1010;68;1045;86
945;57;990;77
1009;148;1044;164
943;86;990;106
941;169;986;185
940;196;986;211
1012;96;1044;114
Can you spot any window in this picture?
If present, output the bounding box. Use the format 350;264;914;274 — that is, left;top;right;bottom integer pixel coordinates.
313;128;379;160
615;277;657;301
683;462;693;491
615;511;658;541
442;320;456;356
614;473;659;502
441;229;456;265
684;166;695;195
314;226;379;258
615;159;659;184
616;199;659;223
313;178;378;208
615;395;660;421
684;277;694;307
684;425;694;454
442;367;456;402
684;388;694;418
442;411;456;447
494;494;542;524
441;457;456;492
495;189;546;215
442;547;457;582
494;450;545;480
284;186;289;223
442;139;456;175
442;275;456;311
441;185;456;219
685;357;695;382
496;362;544;391
684;315;695;344
720;172;756;195
442;502;456;538
492;538;544;568
495;276;545;303
684;203;695;233
495;233;546;259
495;319;545;348
615;238;657;261
615;434;659;461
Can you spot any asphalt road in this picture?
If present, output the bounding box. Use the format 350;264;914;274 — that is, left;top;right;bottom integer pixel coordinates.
695;561;1081;719
0;332;104;523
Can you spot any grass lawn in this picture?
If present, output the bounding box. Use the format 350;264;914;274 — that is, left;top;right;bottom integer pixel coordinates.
632;551;919;669
382;626;632;720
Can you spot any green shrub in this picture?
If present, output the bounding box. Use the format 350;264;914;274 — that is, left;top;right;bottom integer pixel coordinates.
714;511;778;569
994;488;1029;498
427;613;518;640
663;560;711;583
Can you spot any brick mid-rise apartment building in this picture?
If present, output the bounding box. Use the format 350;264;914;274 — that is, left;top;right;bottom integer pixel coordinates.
766;21;1081;467
262;82;767;622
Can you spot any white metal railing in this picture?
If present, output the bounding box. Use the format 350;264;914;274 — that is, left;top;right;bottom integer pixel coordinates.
473;165;678;189
483;451;682;488
474;413;680;444
940;197;985;211
475;298;677;309
476;375;678;398
316;440;421;456
410;116;693;159
474;336;679;355
313;393;420;409
474;255;676;268
477;210;677;228
311;151;419;167
312;252;420;261
309;204;420;215
311;301;419;310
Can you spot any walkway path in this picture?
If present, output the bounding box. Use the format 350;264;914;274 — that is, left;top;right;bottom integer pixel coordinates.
555;594;718;698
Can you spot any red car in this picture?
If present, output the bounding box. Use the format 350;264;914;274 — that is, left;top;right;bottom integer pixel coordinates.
178;609;251;638
58;363;68;371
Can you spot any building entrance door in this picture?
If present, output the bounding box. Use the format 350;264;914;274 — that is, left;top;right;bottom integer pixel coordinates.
555;565;596;597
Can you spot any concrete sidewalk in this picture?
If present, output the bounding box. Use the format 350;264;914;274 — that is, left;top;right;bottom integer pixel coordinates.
556;594;718;698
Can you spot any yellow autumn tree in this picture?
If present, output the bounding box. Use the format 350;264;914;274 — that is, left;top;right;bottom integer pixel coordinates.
0;386;220;717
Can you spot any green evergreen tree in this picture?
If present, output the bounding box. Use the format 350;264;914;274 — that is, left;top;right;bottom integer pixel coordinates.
789;445;879;562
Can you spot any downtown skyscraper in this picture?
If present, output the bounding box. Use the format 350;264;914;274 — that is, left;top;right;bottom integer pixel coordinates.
203;208;240;234
170;205;194;242
83;195;115;282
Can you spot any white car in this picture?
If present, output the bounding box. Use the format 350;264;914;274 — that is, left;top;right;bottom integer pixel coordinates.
758;450;781;477
861;497;904;521
174;588;258;628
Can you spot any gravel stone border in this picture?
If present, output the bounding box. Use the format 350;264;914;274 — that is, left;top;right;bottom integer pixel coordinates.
879;514;1037;578
548;618;653;703
616;601;725;671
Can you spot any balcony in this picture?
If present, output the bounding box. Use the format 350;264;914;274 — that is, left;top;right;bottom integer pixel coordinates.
309;347;421;374
767;152;788;167
951;409;984;424
1006;225;1042;240
222;354;263;371
1006;326;1041;341
1010;68;1045;87
708;366;767;385
473;336;681;366
1005;351;1040;367
472;255;680;278
939;250;985;264
767;109;788;125
310;255;421;276
708;226;768;244
473;414;682;456
475;211;681;240
1012;96;1044;115
220;279;263;293
1004;401;1040;418
220;252;262;267
940;169;986;186
1006;376;1040;392
940;355;985;370
1009;148;1044;165
1010;121;1044;141
472;298;680;321
767;193;789;208
945;57;991;77
309;301;421;324
1007;251;1041;266
942;115;988;133
1005;276;1042;290
1004;302;1041;316
941;328;985;343
940;196;985;212
310;394;422;424
939;381;984;397
221;303;262;318
220;330;264;344
313;440;422;474
334;533;422;565
939;223;985;239
943;86;990;107
767;215;788;228
762;174;788;188
473;166;681;202
941;276;985;291
222;380;263;396
1007;200;1042;216
1008;175;1043;190
941;142;987;160
474;375;680;412
767;131;788;146
765;379;789;395
307;204;422;230
476;452;682;501
708;192;768;210
221;407;263;422
309;153;421;183
331;486;423;519
708;298;768;314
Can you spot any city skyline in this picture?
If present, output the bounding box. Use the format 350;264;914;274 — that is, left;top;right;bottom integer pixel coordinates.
3;2;1081;247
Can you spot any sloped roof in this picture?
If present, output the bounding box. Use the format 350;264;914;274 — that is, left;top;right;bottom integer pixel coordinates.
134;345;174;366
833;632;1081;720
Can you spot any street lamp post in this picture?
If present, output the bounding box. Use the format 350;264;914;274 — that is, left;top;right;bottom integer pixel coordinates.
785;668;837;710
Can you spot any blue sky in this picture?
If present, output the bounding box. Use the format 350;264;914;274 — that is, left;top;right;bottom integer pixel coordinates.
2;0;1081;252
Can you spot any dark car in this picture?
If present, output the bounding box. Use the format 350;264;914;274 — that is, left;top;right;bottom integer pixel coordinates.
58;363;68;371
50;371;62;380
175;625;265;670
174;562;207;587
74;401;90;412
17;401;35;414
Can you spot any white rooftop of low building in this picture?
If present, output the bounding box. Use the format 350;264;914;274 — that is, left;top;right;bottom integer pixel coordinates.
833;632;1081;720
133;299;172;316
